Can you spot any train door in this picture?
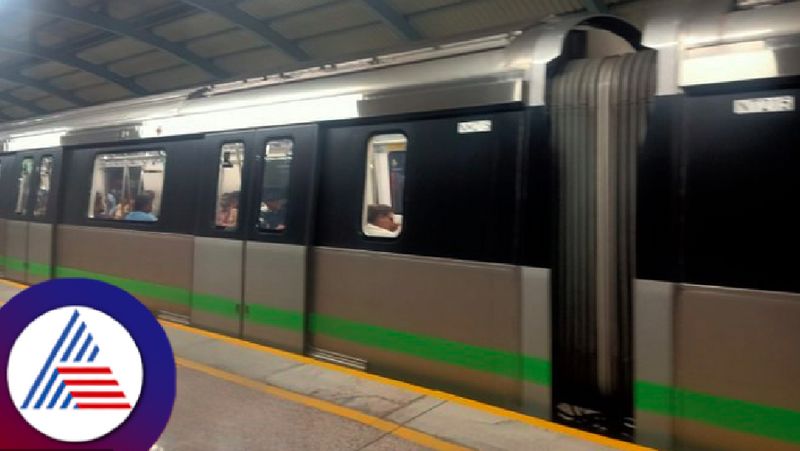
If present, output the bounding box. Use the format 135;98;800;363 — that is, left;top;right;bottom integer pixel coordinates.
190;132;253;335
548;50;655;436
241;125;318;352
3;149;62;284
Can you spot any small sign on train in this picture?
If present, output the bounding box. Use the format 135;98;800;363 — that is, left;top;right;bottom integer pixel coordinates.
733;96;795;114
457;120;492;134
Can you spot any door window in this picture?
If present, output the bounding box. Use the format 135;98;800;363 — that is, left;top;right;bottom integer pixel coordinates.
15;158;34;215
257;139;294;232
33;156;54;217
362;134;406;238
214;142;245;230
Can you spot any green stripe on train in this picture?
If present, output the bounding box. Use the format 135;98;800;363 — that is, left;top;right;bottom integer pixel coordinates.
636;381;800;444
0;256;51;277
0;258;549;386
309;314;551;385
4;256;799;443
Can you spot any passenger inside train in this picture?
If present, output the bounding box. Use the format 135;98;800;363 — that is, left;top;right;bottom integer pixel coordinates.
364;204;400;238
259;188;287;231
216;191;239;229
124;191;157;222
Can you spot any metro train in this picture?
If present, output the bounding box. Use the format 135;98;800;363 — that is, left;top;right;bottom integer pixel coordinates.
1;2;799;450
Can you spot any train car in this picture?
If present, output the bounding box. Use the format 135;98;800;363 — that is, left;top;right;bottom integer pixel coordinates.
1;2;798;449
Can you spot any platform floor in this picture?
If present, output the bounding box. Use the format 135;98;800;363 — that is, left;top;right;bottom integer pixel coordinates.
0;280;648;451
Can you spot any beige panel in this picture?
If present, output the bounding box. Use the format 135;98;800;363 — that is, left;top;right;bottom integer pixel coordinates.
675;285;800;412
674;418;799;451
56;225;193;316
311;247;522;408
0;219;6;276
243;242;306;353
312;247;521;352
314;334;520;409
635;279;676;450
27;222;53;284
521;267;550;418
4;220;28;282
246;324;304;354
191;237;244;336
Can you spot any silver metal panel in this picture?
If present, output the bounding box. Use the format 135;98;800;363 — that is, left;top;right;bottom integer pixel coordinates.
311;247;522;408
520;266;550;418
680;40;800;87
0;12;642;150
675;284;800;412
191;237;244;336
243;242;306;353
506;13;641;106
683;1;800;49
633;279;676;450
4;220;28;282
674;418;799;451
26;222;53;285
671;284;800;450
357;79;523;118
56;225;193;316
641;8;683;96
642;0;800;91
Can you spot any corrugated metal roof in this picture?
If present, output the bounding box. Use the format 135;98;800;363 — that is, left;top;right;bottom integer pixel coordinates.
0;0;639;123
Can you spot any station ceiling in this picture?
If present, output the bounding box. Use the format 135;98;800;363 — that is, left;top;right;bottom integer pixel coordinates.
0;0;632;123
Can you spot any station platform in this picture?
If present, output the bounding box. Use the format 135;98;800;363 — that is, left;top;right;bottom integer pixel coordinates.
0;280;649;451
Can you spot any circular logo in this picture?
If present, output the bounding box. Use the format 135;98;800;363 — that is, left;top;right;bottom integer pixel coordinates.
7;306;144;442
0;279;176;450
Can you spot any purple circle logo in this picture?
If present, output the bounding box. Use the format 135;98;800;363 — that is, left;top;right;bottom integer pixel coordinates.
0;279;176;450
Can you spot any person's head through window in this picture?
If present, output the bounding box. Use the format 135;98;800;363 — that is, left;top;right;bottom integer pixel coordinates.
217;192;239;228
139;192;154;212
260;188;287;231
263;188;285;213
367;204;399;233
125;191;157;222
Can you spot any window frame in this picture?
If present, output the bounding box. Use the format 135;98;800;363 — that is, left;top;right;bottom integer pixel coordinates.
256;137;295;234
86;149;168;224
33;155;54;218
15;157;35;216
213;141;246;231
360;132;408;240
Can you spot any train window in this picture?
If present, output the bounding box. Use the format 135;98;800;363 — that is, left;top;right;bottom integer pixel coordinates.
33;156;54;217
215;142;244;230
15;158;34;215
257;139;293;232
88;150;166;223
362;134;406;238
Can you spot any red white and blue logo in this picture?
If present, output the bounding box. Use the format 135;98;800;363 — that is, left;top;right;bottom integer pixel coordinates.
0;279;175;450
8;306;144;442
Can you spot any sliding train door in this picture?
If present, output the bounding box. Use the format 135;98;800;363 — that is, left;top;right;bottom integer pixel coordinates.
190;131;252;335
2;149;61;284
241;125;318;352
190;125;318;351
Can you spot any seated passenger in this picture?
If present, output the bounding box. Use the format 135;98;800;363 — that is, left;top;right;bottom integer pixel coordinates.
260;188;287;231
364;204;400;238
93;192;106;218
216;192;239;228
124;193;157;222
